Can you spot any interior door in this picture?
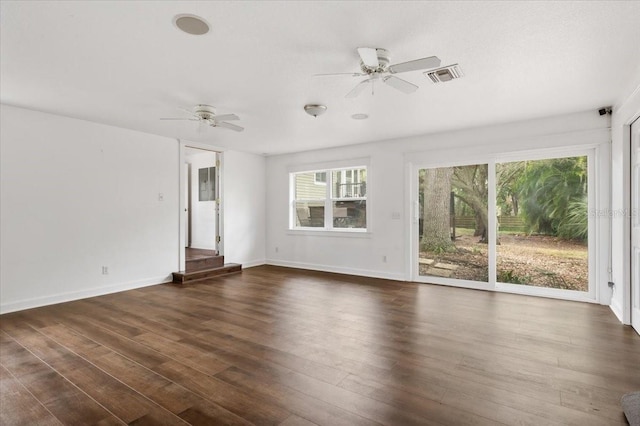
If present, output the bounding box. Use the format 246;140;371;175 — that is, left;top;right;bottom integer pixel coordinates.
632;119;640;334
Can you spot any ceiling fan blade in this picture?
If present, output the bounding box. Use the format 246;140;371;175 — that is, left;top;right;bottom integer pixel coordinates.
383;75;418;94
214;121;244;132
213;114;239;122
345;79;371;98
313;72;367;77
160;118;199;121
179;107;201;117
357;47;379;68
388;56;441;74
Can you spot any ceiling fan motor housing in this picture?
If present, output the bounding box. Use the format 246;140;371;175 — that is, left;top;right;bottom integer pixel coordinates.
194;104;216;120
360;48;390;73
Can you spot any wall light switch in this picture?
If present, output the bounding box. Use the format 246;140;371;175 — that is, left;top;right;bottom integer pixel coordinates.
158;193;164;201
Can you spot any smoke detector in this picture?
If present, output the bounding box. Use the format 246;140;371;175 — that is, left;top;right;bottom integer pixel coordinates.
424;64;463;83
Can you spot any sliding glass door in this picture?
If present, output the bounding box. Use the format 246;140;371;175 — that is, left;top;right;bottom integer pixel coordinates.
496;157;589;292
414;151;594;299
418;164;489;284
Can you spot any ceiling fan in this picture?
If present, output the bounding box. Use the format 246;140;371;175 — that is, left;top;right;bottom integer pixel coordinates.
161;104;244;132
316;47;442;98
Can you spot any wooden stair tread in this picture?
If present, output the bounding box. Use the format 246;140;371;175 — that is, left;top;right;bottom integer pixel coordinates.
173;263;242;284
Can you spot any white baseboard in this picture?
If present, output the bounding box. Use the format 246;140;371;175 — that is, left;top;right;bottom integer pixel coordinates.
0;275;172;315
265;259;406;281
609;296;626;324
239;259;267;269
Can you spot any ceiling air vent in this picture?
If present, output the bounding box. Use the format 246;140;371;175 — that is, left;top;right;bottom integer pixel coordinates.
424;64;463;83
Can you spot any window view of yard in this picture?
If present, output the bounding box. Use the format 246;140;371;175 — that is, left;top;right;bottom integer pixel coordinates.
419;156;589;292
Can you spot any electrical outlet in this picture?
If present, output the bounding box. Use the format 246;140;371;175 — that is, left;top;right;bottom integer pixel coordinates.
382;255;387;263
101;266;109;275
158;193;164;201
275;246;279;253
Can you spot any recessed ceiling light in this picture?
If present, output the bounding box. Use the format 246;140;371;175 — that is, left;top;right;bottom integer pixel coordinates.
351;113;369;120
173;14;210;35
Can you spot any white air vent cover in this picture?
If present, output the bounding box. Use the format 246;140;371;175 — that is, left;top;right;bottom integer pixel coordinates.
424;64;463;83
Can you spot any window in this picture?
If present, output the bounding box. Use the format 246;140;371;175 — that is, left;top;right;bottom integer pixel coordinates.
314;172;327;185
292;166;367;231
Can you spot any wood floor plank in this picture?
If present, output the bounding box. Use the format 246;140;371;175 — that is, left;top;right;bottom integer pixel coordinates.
214;366;382;426
1;265;638;425
0;331;123;425
278;414;319;426
37;323;284;425
153;359;291;425
0;364;61;426
1;324;188;425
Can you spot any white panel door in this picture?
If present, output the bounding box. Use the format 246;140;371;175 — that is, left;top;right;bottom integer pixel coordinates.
632;119;640;334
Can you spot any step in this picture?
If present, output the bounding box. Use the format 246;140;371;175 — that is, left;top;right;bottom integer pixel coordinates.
186;255;224;272
172;263;242;284
186;248;217;257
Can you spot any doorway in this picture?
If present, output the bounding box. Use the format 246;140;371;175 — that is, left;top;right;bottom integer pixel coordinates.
181;146;221;269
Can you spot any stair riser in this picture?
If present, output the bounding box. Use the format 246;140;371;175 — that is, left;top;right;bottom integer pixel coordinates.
173;264;242;284
186;256;224;271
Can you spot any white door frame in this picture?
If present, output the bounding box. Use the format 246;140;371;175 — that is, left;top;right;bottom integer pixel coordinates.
178;141;225;271
631;118;640;333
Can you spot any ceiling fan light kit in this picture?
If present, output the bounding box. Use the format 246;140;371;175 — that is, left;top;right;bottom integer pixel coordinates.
304;104;327;118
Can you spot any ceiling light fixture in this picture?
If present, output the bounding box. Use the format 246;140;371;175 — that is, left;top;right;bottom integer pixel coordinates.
304;104;327;118
351;113;369;120
173;14;210;35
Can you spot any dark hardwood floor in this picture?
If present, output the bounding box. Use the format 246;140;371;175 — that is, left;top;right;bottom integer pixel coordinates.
1;265;638;425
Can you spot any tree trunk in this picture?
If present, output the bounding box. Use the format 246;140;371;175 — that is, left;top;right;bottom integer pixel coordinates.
452;165;489;244
421;167;455;252
474;210;486;239
456;192;489;243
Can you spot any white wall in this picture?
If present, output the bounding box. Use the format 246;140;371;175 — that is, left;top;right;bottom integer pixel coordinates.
266;110;612;299
0;104;268;313
186;150;217;250
610;74;640;324
223;150;266;267
0;104;179;313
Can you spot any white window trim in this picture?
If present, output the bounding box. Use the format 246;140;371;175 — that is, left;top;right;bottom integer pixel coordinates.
289;162;369;233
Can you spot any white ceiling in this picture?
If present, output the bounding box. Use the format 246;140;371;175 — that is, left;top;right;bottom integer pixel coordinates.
2;1;639;156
